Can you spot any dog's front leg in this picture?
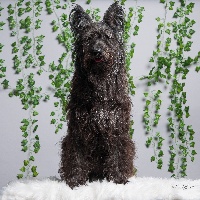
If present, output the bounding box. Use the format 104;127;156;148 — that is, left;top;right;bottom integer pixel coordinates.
59;135;90;189
103;136;135;184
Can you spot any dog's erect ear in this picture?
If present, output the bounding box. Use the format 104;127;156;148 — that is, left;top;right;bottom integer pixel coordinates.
103;2;125;42
70;5;92;36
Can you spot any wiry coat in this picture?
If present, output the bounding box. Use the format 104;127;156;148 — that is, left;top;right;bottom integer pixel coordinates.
59;2;135;189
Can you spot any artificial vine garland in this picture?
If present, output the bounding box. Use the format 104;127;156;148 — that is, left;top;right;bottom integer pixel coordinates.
1;0;142;179
6;0;48;179
0;0;199;180
0;3;8;89
142;0;199;178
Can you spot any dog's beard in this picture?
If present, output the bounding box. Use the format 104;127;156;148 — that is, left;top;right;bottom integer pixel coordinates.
83;51;114;75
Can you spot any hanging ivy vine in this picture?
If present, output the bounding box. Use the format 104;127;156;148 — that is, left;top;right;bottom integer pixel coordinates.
45;0;144;138
6;0;49;179
141;0;199;178
0;0;199;180
123;0;145;138
0;3;8;89
44;0;73;135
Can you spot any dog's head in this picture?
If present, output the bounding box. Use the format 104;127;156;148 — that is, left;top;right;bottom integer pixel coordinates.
70;2;125;74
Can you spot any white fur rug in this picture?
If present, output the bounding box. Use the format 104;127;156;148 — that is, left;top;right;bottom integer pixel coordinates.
1;177;200;200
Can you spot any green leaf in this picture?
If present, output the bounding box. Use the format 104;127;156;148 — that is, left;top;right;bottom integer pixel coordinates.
38;55;45;61
156;17;160;22
158;159;163;165
95;16;101;22
144;92;148;97
55;128;59;134
149;57;154;62
20;125;28;132
52;25;59;32
62;4;67;9
25;7;32;13
8;92;14;97
33;171;39;177
29;156;35;161
37;69;43;75
146;137;152;148
190;142;195;148
195;66;200;72
60;116;66;122
20;166;26;172
33;125;38;133
134;25;139;31
169;145;174;150
45;95;50;100
151;156;155;162
58;123;63;129
32;119;38;124
35;135;39;140
33;141;40;149
189;29;195;35
22;132;28;138
165;29;170;34
157;164;162;169
191;150;197;156
50;111;55;116
24;160;29;166
17;174;23;179
169;1;175;6
146;100;151;106
21;139;28;146
54;102;59;107
158;150;164;157
21;146;28;152
51;119;56;124
33;111;39;116
21;119;29;126
170;133;174;139
1;79;9;89
168;166;175;173
31;166;39;177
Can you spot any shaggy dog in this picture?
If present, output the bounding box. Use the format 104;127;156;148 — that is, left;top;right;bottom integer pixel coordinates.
59;2;135;189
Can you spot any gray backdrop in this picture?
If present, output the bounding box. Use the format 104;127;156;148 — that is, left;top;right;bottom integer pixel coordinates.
0;0;200;189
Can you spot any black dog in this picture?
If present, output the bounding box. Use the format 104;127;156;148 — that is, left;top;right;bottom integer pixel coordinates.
59;2;135;189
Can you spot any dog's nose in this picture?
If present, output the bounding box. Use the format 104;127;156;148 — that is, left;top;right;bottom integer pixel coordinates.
92;48;102;57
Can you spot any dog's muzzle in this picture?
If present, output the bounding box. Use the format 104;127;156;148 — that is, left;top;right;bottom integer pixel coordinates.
92;49;104;63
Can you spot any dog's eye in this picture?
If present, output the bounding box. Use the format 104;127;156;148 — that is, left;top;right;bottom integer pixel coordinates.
105;33;112;39
85;35;93;41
